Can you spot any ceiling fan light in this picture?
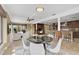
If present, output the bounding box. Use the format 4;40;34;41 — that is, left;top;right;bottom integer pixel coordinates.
36;7;44;12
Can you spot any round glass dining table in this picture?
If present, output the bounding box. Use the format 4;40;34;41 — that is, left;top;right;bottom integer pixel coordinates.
28;35;53;44
27;35;53;54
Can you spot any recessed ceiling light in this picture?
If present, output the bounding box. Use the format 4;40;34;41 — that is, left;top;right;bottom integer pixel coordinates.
36;7;44;12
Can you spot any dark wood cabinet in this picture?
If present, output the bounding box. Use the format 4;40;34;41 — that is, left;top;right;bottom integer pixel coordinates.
67;20;79;38
67;20;79;28
34;23;45;35
73;32;79;38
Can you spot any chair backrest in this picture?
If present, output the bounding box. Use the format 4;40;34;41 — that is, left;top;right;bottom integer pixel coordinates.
22;32;30;48
30;42;45;55
53;38;63;52
22;36;30;49
22;37;26;48
22;31;31;40
13;33;20;40
17;32;23;39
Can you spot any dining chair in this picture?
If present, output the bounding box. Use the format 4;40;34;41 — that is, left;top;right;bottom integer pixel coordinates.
30;42;45;55
21;32;31;54
45;38;63;54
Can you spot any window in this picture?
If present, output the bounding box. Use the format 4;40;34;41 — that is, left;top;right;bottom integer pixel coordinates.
8;24;27;34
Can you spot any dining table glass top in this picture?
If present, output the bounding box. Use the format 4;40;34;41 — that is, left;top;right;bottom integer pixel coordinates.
28;35;53;44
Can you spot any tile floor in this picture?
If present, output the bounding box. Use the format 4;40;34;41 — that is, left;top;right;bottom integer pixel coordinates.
3;38;79;55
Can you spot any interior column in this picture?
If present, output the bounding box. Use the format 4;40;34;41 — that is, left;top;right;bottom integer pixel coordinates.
58;17;60;31
56;17;62;39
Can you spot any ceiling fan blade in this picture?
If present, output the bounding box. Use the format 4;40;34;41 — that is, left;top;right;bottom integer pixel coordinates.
29;13;35;19
27;17;34;21
27;13;36;21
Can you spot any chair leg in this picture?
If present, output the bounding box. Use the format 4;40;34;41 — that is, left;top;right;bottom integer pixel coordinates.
43;43;46;55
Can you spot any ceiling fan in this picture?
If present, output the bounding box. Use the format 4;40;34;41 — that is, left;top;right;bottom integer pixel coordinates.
27;17;34;22
26;13;36;22
26;13;36;24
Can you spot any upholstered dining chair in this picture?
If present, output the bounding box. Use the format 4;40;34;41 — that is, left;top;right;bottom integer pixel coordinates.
45;38;63;54
30;42;45;55
21;31;31;54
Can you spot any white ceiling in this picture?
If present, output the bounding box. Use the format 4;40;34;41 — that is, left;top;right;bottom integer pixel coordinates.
42;13;79;24
61;13;79;22
2;4;79;24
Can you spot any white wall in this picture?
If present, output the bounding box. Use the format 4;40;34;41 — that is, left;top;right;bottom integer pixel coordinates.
0;17;1;44
11;17;26;24
3;18;7;43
